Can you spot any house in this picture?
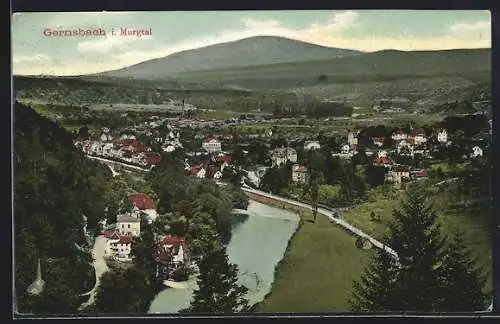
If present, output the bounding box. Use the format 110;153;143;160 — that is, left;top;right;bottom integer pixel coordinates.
291;164;309;183
411;169;428;180
347;130;359;147
471;146;483;158
396;139;415;156
213;170;223;180
120;133;136;141
377;150;389;158
270;147;297;167
117;214;141;237
142;152;162;167
373;156;394;168
154;235;190;279
372;137;385;147
391;129;408;141
100;128;113;142
128;193;158;223
190;165;206;178
128;193;155;210
411;129;427;145
110;235;134;261
202;138;222;153
386;165;411;184
304;141;321;150
119;139;147;153
437;129;448;143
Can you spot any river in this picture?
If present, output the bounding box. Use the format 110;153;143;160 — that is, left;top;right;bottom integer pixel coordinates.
148;200;300;314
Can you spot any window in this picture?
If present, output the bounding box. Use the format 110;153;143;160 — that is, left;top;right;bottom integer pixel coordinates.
121;224;124;228
128;224;131;228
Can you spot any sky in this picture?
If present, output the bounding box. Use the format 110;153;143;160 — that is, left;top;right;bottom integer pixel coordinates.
12;10;491;76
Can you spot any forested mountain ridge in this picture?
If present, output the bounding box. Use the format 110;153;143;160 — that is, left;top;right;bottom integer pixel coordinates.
14;102;112;314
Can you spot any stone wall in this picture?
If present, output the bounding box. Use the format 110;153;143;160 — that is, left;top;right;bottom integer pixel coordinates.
246;192;309;215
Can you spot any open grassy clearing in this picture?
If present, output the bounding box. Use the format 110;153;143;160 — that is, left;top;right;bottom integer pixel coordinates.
255;211;373;312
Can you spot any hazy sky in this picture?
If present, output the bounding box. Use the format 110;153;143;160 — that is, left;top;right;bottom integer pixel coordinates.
12;10;491;76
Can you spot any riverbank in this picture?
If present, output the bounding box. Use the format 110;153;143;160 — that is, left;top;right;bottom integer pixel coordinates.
148;200;300;313
253;210;373;312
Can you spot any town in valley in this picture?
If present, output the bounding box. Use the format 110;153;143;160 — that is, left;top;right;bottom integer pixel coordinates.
13;10;494;316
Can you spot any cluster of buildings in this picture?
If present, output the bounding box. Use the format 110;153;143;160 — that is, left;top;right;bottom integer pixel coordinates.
100;192;191;278
261;126;486;187
74;128;161;168
154;128;183;153
186;153;233;180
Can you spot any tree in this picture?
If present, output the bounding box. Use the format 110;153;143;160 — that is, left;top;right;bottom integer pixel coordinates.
350;182;449;311
94;267;152;313
260;166;290;194
349;248;400;312
181;247;250;313
386;182;447;311
438;227;487;311
308;170;324;222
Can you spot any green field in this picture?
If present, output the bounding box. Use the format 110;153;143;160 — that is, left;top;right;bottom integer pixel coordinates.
255;212;373;312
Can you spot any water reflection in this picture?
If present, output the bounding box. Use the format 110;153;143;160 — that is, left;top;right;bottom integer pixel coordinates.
148;200;300;314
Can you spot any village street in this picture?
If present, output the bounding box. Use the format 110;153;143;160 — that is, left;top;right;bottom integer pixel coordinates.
79;235;109;310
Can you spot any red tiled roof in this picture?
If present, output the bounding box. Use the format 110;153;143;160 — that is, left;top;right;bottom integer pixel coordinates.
143;152;161;165
119;139;147;152
103;231;120;239
160;235;187;248
215;155;232;163
413;169;428;177
373;156;393;165
118;236;134;244
190;165;202;175
128;193;155;210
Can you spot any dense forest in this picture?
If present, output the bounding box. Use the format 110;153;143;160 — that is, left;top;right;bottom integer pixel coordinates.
14;102;113;314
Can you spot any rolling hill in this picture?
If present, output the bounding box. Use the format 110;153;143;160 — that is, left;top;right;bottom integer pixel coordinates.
171;48;491;89
95;36;363;80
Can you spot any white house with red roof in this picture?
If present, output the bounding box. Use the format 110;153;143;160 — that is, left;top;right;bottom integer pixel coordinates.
103;231;134;261
128;193;158;224
154;235;190;279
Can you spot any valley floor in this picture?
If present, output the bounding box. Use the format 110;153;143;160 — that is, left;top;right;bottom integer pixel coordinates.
255;211;373;312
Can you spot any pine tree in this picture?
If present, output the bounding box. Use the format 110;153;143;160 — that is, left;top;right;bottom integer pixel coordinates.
349;246;400;312
386;182;446;311
437;227;487;311
182;247;250;313
350;182;448;311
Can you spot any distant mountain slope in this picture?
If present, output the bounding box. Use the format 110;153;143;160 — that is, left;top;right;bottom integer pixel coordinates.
96;36;362;79
172;48;491;86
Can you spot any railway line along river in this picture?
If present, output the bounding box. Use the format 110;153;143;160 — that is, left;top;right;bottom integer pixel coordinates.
148;200;300;314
